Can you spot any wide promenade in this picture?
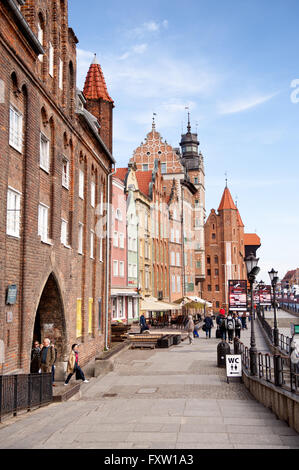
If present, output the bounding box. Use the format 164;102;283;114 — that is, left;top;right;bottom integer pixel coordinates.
0;318;298;449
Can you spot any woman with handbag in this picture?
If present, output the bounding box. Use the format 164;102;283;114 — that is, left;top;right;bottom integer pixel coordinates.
64;344;89;385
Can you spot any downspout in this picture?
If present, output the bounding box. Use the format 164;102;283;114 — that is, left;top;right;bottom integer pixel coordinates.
105;164;116;350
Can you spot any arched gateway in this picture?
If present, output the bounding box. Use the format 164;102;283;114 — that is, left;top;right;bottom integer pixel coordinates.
33;273;67;380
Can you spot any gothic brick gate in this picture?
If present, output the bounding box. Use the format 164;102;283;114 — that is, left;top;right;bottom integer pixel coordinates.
33;273;67;381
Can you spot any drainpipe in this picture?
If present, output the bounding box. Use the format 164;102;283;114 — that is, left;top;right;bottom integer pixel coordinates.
105;165;116;350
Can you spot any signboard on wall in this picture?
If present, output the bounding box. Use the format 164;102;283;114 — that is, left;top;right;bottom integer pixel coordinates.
6;285;17;305
228;280;247;311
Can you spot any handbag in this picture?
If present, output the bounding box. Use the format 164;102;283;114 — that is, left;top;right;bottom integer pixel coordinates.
202;324;207;332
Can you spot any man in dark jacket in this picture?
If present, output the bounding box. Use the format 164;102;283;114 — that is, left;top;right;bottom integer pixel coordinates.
203;314;214;339
140;314;149;333
30;341;41;373
38;338;55;374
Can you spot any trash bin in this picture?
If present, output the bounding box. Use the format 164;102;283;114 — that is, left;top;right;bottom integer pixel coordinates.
217;340;231;368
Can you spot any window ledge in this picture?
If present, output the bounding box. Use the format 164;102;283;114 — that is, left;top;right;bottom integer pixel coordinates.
40;165;50;175
41;239;53;246
9;143;22;154
6;233;21;239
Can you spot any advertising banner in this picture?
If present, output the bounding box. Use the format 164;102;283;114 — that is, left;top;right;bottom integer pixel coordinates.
228;280;247;311
259;285;272;306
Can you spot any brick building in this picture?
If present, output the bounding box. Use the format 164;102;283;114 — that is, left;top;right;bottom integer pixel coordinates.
0;0;114;377
202;185;261;312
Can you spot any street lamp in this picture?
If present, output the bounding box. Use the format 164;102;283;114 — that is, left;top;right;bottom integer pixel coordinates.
258;280;265;317
268;268;279;347
245;252;260;376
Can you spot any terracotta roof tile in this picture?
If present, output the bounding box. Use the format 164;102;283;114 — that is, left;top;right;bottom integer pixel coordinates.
114;168;128;182
136;171;152;197
244;233;261;246
218;187;237;211
236;210;244;227
83;57;113;103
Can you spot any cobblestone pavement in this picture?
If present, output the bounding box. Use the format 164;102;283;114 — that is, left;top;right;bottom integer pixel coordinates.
0;320;298;449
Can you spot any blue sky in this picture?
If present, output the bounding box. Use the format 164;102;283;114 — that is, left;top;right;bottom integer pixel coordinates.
69;0;299;283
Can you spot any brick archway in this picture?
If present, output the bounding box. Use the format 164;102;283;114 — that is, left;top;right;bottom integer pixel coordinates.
33;273;67;362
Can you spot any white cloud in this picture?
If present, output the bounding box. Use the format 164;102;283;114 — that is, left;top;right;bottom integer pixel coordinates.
129;20;169;38
218;92;279;115
132;43;148;54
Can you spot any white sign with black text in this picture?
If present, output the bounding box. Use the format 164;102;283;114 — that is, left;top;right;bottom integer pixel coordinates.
226;355;242;377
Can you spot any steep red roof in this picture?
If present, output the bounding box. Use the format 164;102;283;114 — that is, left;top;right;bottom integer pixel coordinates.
236;210;244;227
136;171;152;197
114;168;128;182
282;270;296;281
218;187;237;211
244;233;261;246
83;55;113;103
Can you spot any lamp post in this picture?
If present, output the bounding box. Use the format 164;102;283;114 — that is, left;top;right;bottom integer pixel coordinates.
258;280;265;318
245;252;260;376
268;268;279;348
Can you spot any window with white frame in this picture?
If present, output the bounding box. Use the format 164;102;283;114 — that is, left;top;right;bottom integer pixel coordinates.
128;264;132;277
113;231;118;247
142;164;148;171
62;158;69;189
119;233;124;249
59;58;63;89
78;223;83;254
61;219;68;246
38;203;49;243
113;260;118;277
40;133;50;172
119;261;125;277
171;275;176;293
100;190;103;215
7;188;21;237
145;239;149;258
79;170;84;199
9;106;23;153
171;251;175;265
133;264;137;277
176;252;180;266
177;275;181;293
91;181;95;208
90;230;94;258
37;21;43;62
145;269;149;289
49;42;54;77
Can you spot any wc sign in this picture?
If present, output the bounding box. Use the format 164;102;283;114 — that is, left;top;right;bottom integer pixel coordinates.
226;355;242;378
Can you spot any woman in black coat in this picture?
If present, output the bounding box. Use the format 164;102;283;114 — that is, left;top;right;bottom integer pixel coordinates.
203;315;214;339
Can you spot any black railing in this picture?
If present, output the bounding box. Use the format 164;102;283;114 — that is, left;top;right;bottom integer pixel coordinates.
0;373;53;422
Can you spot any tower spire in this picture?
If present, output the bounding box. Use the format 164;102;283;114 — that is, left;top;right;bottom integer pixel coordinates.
152;113;157;132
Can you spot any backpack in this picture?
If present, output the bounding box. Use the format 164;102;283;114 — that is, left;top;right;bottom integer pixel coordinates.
227;318;234;330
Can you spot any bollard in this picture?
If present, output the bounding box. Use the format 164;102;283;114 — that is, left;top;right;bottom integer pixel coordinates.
217;340;231;368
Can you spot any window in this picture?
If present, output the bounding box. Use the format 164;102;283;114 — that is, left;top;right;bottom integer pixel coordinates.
194;177;199;185
37;21;43;62
59;58;63;90
88;298;93;335
49;42;54;76
90;230;94;258
40;133;50;172
38;204;49;243
195;218;200;228
113;231;118;247
78;223;83;254
207;256;211;264
176;252;180;266
119;233;124;249
207;269;211;276
133;264;137;277
196;261;201;269
116;208;122;221
100;190;104;215
9;106;23;152
215;269;219;276
176;230;180;243
161;163;167;174
62;158;69;189
171;252;175;265
216;301;220;309
170;229;174;242
214;256;219;264
142;164;149;171
113;260;118;276
79;170;84;199
99;234;103;262
212;233;216;240
216;285;220;292
172;275;176;293
7;188;21;237
61;219;68;246
91;181;95;207
208;285;212;292
119;261;125;277
145;269;149;289
177;275;181;293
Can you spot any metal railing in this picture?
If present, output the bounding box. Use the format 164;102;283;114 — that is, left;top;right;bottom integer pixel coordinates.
0;373;53;422
234;338;299;395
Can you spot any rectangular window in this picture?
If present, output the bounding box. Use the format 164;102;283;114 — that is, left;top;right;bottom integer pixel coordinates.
194;177;199;185
176;252;180;266
79;170;84;199
196;261;201;269
88;298;93;335
37;22;43;62
40;133;50;172
113;231;118;247
78;223;83;254
208;285;212;292
76;299;82;338
207;269;211;276
119;233;124;249
38;203;49;243
49;42;54;77
62;158;69;189
195;199;199;208
161;163;167;174
172;275;176;293
113;260;118;277
91;181;95;208
215;269;219;276
119;261;125;277
61;219;68;246
9;106;23;152
142;164;149;171
171;251;175;265
99;235;103;262
177;275;181;293
216;285;220;292
59;58;63;89
100;190;104;215
7;188;21;237
90;230;94;258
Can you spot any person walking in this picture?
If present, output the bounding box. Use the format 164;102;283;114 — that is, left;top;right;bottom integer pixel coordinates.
64;344;89;385
233;313;242;339
241;312;247;330
140;313;149;333
186;315;195;345
193;322;200;338
38;338;55;374
203;314;214;339
30;341;41;373
225;313;235;344
219;313;227;341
